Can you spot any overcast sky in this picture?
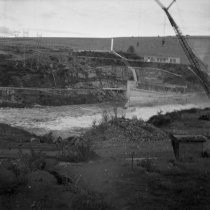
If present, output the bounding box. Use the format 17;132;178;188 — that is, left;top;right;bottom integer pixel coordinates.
0;0;210;37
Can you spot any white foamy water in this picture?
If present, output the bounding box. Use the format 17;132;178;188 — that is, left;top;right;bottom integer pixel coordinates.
0;102;209;137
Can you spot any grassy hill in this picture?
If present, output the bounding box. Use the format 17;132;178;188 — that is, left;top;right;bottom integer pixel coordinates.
1;36;209;74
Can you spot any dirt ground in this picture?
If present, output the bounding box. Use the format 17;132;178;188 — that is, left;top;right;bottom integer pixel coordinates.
0;108;210;209
67;156;210;210
1;155;210;210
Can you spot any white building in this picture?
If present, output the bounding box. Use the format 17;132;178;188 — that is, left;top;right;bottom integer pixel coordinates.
144;55;181;64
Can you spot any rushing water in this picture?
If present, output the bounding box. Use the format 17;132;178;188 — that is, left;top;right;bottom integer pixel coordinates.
0;101;209;138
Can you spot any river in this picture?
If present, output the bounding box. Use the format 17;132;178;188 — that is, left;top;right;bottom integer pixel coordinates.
0;101;209;138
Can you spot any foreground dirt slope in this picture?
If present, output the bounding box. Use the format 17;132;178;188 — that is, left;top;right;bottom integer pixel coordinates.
1;108;210;209
65;157;210;210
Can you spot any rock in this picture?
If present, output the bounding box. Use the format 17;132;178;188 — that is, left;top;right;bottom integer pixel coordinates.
30;137;40;143
33;104;42;108
27;170;57;186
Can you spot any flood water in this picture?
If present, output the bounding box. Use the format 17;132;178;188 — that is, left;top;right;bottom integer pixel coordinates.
0;101;209;138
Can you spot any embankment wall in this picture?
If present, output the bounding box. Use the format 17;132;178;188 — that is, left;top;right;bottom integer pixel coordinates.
0;87;126;107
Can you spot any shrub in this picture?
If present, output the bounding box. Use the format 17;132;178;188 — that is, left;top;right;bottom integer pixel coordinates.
58;137;96;162
137;159;155;172
147;110;182;127
168;111;182;121
93;111;110;133
18;147;46;172
181;108;198;114
101;110;110;124
40;132;55;143
147;114;171;127
199;114;210;121
87;114;166;142
92;119;97;129
127;45;135;54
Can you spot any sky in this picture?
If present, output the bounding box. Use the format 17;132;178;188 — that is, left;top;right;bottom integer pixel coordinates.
0;0;210;37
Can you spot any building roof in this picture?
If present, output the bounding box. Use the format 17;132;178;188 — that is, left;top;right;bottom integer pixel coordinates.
174;135;207;143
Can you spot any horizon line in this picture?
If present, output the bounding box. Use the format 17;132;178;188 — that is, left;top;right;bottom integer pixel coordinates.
1;35;210;39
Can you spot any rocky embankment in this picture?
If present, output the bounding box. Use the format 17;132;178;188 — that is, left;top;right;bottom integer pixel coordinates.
0;87;126;107
0;43;207;107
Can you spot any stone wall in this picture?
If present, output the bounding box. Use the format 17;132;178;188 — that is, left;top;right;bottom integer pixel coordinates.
0;87;126;107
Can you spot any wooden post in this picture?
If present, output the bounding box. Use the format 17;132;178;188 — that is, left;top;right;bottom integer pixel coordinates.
131;152;135;170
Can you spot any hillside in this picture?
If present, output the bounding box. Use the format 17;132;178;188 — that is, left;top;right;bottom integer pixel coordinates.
0;36;209;94
1;36;209;75
0;48;203;91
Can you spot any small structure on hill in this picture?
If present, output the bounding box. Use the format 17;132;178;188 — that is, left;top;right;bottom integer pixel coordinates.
144;55;181;64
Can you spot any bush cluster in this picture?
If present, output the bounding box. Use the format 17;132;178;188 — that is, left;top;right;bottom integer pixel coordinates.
86;111;167;142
